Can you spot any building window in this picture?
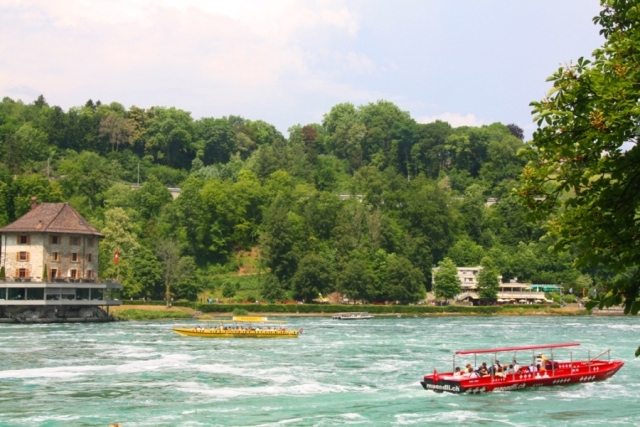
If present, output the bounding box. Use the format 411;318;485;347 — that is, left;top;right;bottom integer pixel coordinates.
87;237;94;247
17;251;29;261
51;252;61;262
71;253;79;262
19;235;30;245
18;268;28;278
51;268;58;280
51;235;60;244
70;236;80;245
86;270;94;279
87;254;92;262
70;269;78;279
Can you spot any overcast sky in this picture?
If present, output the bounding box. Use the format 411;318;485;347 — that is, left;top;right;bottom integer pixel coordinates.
1;0;603;138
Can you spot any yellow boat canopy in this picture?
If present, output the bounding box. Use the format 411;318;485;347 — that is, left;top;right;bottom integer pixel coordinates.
233;316;269;322
196;316;287;323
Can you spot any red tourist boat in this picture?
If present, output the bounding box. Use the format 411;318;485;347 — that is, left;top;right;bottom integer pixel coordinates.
420;342;624;394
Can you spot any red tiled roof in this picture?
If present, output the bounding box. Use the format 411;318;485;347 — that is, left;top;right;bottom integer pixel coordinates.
0;203;104;237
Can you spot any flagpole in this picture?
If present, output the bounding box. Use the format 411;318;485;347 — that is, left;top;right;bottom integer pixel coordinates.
115;250;120;281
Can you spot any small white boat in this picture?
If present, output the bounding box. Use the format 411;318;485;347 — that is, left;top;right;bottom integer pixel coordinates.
332;312;374;320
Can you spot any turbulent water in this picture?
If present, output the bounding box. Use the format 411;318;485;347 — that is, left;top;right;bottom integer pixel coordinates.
0;315;639;426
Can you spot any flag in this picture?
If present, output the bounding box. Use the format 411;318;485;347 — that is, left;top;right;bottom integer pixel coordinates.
114;250;120;265
433;368;439;384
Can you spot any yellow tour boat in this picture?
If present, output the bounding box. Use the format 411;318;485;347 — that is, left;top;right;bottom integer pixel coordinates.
172;316;301;339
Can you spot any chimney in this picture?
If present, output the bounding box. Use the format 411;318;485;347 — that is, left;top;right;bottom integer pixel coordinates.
30;196;37;210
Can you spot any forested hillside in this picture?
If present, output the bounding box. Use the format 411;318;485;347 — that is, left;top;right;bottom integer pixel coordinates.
0;96;592;303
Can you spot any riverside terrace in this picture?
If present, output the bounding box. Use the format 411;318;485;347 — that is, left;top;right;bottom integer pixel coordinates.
0;199;121;322
0;278;122;323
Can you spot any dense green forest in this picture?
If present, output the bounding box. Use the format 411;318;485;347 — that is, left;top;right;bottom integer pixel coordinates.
0;95;595;303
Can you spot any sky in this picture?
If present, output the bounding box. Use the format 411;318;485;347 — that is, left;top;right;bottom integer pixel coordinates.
0;0;604;138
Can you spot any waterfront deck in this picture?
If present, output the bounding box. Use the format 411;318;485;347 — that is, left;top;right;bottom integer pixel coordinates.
0;279;122;306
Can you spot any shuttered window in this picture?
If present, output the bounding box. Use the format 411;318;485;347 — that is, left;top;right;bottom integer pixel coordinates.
18;235;30;245
17;252;29;261
70;253;79;262
51;252;61;262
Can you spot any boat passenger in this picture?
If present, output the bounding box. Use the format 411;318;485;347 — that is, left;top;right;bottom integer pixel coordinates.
536;353;548;366
465;363;473;374
478;362;490;377
512;360;521;373
453;367;462;377
529;363;538;373
494;366;505;378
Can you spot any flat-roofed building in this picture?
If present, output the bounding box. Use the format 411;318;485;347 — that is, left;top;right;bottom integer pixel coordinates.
432;265;551;305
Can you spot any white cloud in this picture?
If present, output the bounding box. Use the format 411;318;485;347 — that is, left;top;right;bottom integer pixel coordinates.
0;0;368;113
418;112;484;128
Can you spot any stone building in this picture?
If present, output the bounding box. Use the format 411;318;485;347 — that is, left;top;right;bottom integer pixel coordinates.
0;199;121;322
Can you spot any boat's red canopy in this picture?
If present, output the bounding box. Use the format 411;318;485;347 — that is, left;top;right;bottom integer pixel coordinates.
455;342;580;355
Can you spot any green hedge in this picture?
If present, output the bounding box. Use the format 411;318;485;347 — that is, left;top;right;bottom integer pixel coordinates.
121;300;558;315
194;303;550;315
122;300;193;307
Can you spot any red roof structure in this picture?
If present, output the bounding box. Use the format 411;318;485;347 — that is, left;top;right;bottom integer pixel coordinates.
0;202;104;237
455;342;581;355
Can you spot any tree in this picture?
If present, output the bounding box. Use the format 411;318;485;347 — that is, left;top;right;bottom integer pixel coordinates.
380;254;425;304
261;273;287;302
433;257;462;301
124;245;163;298
197;117;237;165
99;113;129;152
476;259;499;304
260;196;300;284
172;256;200;301
446;238;484;267
518;1;640;347
506;124;524;140
337;256;378;303
290;253;333;302
131;175;172;220
155;239;182;307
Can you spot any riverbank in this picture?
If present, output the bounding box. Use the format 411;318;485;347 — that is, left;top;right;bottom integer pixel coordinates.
110;304;626;320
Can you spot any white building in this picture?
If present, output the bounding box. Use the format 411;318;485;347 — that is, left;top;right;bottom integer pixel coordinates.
432;265;550;304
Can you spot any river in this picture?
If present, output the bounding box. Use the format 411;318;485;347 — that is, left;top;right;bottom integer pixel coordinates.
0;316;638;426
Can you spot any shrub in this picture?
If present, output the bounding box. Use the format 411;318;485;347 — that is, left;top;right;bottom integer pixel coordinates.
547;292;562;303
222;281;236;298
